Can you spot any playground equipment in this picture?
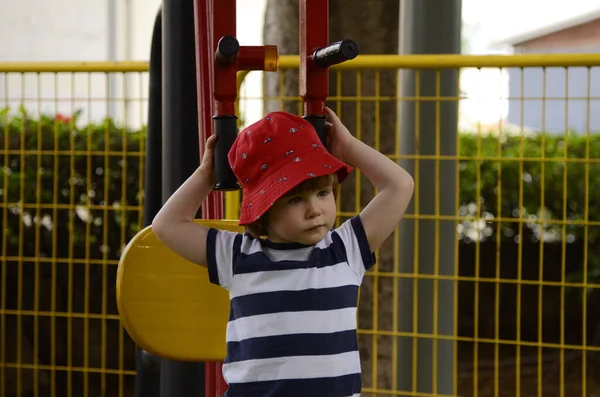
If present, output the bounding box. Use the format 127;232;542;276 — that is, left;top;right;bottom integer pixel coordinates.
116;0;358;396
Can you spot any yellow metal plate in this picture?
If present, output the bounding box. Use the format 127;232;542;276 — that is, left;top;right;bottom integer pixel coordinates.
116;219;242;362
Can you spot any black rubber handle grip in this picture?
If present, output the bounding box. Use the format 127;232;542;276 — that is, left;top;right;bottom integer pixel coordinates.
213;115;240;191
312;39;359;68
303;115;327;148
216;36;240;65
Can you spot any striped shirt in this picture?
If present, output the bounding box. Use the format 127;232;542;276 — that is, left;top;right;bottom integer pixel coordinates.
206;215;376;397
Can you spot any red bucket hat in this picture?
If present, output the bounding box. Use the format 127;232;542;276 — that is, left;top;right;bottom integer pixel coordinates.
228;111;353;225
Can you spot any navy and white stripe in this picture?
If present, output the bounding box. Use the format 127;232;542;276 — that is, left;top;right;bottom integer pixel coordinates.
206;215;375;397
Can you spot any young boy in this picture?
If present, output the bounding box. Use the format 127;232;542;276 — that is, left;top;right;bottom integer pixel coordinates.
152;108;414;396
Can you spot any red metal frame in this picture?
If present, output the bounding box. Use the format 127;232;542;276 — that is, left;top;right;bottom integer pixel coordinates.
212;0;277;117
299;0;329;116
194;0;222;222
193;0;280;221
193;0;338;394
193;0;228;394
193;0;283;395
212;0;237;116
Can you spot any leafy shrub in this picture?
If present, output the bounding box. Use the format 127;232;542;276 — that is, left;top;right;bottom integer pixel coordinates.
0;107;145;261
458;132;600;245
2;107;598;265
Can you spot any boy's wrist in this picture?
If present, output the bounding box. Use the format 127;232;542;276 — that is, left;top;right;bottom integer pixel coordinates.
195;166;216;190
339;136;359;164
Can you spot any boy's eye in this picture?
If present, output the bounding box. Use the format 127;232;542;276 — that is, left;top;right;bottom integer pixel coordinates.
318;190;330;197
288;196;302;204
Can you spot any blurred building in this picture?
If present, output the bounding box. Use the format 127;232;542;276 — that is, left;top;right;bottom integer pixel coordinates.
495;8;600;134
0;0;161;128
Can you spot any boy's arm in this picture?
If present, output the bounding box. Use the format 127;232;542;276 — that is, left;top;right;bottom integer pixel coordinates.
325;108;414;252
151;135;217;266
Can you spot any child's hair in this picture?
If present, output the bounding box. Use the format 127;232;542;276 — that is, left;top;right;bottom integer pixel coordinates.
244;172;340;237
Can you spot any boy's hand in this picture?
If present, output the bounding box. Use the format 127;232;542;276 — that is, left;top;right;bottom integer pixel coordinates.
323;107;355;163
198;134;217;186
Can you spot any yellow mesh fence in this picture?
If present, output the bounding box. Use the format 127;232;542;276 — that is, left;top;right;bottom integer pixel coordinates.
0;65;148;397
2;54;600;397
256;55;600;396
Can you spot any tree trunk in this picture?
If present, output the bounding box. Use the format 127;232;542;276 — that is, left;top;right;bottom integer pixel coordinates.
263;1;400;393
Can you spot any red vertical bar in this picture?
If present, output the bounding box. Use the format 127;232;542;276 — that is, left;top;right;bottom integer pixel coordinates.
212;0;237;116
205;361;216;396
210;2;235;394
193;0;226;396
204;0;223;221
215;362;228;396
194;0;213;145
194;0;223;221
299;0;329;116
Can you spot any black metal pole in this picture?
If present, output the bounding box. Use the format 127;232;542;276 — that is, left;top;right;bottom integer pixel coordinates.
135;7;164;397
143;7;164;230
135;350;161;397
161;0;204;395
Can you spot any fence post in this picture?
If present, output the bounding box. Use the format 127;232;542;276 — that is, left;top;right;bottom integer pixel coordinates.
160;0;204;395
397;0;462;395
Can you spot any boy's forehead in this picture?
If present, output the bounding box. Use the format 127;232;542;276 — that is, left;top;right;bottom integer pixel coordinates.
283;182;333;196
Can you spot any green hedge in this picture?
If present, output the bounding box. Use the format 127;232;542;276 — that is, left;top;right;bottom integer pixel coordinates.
0;107;145;261
459;132;600;244
1;107;598;264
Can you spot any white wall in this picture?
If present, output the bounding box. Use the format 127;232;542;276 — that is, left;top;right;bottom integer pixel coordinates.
0;0;109;62
116;0;267;129
0;0;116;125
230;0;268;126
1;0;267;129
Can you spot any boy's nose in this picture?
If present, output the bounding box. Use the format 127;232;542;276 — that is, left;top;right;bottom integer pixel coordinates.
305;200;322;218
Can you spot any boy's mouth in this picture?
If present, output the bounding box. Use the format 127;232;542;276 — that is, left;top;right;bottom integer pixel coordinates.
306;224;325;231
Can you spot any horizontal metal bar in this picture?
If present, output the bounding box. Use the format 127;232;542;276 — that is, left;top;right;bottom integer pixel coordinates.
355;329;600;352
0;61;150;73
0;362;136;375
4;53;600;73
282;54;600;69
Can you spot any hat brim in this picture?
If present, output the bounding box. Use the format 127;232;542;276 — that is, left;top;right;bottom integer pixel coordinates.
238;148;353;225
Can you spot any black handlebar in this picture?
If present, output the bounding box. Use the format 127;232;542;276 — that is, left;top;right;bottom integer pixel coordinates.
216;36;240;65
305;39;360;148
213;36;240;191
303;115;327;148
312;39;359;68
213;115;240;191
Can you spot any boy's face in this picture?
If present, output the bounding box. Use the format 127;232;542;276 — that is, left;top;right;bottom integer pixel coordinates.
266;181;337;245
